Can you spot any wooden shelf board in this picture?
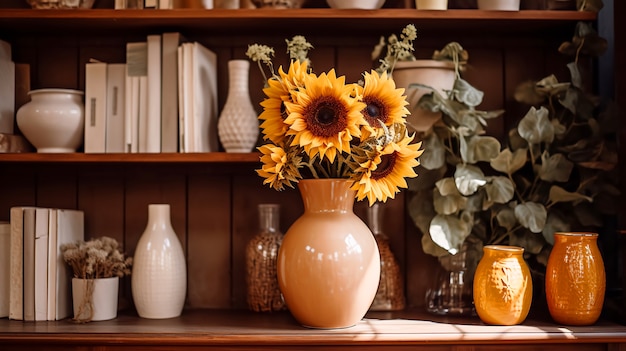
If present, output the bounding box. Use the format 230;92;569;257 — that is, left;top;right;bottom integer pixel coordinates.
0;9;597;35
0;152;261;163
1;309;625;346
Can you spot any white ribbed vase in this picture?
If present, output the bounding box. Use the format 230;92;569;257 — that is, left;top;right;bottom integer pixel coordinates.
132;204;187;319
217;59;259;153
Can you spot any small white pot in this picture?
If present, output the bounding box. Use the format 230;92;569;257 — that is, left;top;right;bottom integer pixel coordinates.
477;0;520;10
326;0;384;9
16;88;84;153
416;0;447;10
72;277;119;322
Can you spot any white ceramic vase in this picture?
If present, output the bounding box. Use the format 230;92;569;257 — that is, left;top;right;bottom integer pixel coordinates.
415;0;447;9
132;204;187;319
217;60;259;153
477;0;520;10
71;277;119;322
16;88;85;153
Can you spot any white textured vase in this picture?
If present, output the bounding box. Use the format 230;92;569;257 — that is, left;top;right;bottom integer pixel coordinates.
132;204;187;319
16;88;84;153
217;59;259;153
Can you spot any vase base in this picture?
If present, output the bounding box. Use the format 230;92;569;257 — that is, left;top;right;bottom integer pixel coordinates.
37;147;76;153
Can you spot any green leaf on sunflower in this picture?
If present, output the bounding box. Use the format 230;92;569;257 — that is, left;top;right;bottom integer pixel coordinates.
429;213;473;255
454;164;487;196
548;185;593;204
484;176;515;204
419;131;446;170
514;201;547;233
453;77;484;107
490;148;528;175
539;152;574;182
495;206;517;231
518;106;554;144
542;212;571;245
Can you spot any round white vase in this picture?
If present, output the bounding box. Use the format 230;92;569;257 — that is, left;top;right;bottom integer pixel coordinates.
132;204;187;319
217;59;259;153
16;88;84;153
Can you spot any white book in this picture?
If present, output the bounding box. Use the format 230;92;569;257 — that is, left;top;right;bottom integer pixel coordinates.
161;32;185;152
105;63;127;153
159;0;173;8
177;45;186;153
191;42;219;153
144;34;162;153
53;209;84;320
46;208;57;321
34;208;49;321
180;43;195;152
22;207;36;321
84;62;108;153
0;221;11;318
125;42;147;153
0;39;15;134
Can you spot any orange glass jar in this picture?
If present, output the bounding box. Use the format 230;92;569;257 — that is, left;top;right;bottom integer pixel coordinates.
473;245;533;325
545;232;606;325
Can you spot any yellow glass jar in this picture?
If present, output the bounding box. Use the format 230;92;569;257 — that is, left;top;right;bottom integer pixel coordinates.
545;232;606;325
473;245;533;325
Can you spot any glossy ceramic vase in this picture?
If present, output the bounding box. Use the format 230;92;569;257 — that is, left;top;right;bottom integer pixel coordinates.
16;88;85;153
391;60;455;133
473;245;532;325
425;249;475;316
132;204;187;319
277;179;380;328
217;59;259;153
245;203;286;312
545;232;606;325
366;203;405;311
71;277;119;322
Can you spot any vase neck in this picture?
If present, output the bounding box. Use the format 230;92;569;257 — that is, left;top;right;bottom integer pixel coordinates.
366;203;383;235
483;245;524;258
554;232;598;245
227;60;250;96
258;203;281;234
147;204;173;229
297;179;356;214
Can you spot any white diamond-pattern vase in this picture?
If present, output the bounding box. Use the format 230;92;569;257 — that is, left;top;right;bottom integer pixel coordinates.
132;204;187;319
217;59;259;153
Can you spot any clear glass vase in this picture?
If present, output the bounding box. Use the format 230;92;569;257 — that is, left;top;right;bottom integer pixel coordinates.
367;203;406;311
245;204;286;312
425;248;475;316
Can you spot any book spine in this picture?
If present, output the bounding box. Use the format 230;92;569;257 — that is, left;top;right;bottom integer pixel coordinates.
84;62;108;153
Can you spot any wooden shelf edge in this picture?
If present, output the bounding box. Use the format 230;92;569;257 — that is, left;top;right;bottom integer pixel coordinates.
0;152;261;163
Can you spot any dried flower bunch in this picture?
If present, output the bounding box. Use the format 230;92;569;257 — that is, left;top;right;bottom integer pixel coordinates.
246;24;424;205
62;236;132;279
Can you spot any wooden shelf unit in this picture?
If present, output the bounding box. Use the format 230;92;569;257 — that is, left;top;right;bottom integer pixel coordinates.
1;3;624;349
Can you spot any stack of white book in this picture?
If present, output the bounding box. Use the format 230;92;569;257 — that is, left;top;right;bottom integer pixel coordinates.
8;207;84;321
83;32;219;154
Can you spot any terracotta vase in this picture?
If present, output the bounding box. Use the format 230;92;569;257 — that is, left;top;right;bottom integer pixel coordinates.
277;179;380;328
473;245;532;325
545;232;606;326
391;60;455;133
132;204;187;319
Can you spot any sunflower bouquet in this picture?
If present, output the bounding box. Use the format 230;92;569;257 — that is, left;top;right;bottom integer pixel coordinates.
246;24;424;206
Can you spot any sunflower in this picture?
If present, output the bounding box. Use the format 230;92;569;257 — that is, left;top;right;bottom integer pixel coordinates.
259;60;310;144
352;135;424;205
284;69;367;162
257;143;303;191
357;70;410;139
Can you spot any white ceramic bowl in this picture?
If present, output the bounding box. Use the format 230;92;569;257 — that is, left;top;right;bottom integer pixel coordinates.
326;0;385;9
27;0;95;9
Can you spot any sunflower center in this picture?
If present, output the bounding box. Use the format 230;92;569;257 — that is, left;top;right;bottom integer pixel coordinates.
362;97;386;127
372;152;397;180
305;96;347;137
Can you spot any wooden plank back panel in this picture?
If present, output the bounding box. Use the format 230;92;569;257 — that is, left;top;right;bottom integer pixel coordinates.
0;166;36;220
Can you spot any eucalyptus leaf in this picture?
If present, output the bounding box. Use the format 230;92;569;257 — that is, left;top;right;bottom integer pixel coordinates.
539;152;574;182
435;177;458;196
484;176;515;204
434;189;467;215
470;136;501;163
509;229;545;255
542;212;571;245
453;77;484;107
514;202;547;233
514;80;545;105
548;185;593;204
567;62;582;89
490;148;528;175
454;164;487;196
518;106;554;144
407;190;436;235
421;233;452;258
495;207;517;231
429;214;472;255
420;132;446;170
535;75;569;96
